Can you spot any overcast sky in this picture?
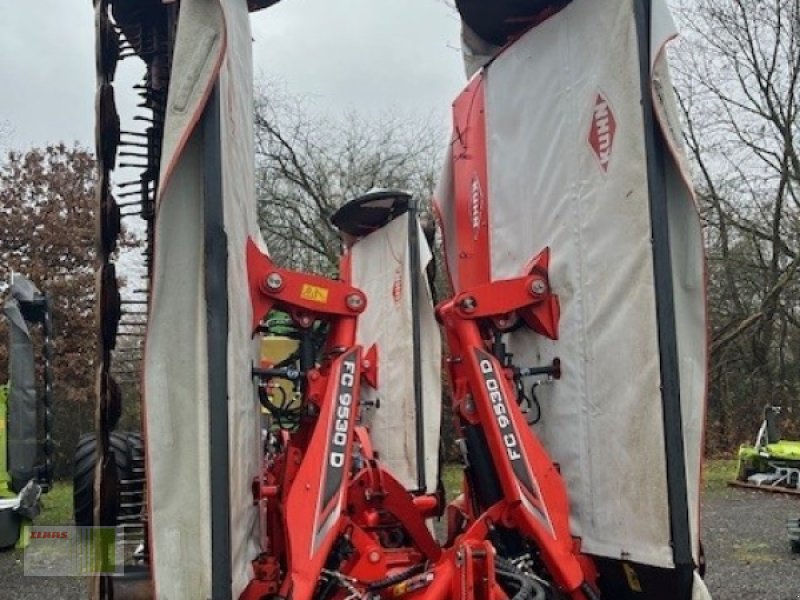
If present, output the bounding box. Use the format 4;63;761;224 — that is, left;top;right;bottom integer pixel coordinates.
0;0;465;151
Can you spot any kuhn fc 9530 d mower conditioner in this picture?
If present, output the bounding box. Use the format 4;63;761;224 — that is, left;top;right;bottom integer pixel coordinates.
86;0;709;598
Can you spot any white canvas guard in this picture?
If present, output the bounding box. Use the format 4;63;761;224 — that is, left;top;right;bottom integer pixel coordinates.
145;127;212;599
219;0;263;595
438;0;708;590
144;0;262;597
351;214;442;494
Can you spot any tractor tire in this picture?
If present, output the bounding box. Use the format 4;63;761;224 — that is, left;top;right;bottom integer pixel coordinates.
73;431;143;527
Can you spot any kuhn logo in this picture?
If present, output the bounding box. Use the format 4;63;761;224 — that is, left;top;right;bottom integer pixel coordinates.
392;266;402;303
588;91;616;173
470;172;482;240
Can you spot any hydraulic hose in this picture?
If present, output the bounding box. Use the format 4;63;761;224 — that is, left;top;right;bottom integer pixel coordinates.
495;568;546;600
366;563;427;592
494;557;547;600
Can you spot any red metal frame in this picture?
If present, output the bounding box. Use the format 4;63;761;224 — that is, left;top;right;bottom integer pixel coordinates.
450;75;492;290
241;237;598;600
243;240;442;600
438;253;598;598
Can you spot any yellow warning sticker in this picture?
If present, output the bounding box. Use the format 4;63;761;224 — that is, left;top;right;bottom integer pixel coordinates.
300;284;329;304
622;562;643;592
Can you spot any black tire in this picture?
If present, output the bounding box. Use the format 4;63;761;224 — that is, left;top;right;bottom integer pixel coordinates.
73;431;141;527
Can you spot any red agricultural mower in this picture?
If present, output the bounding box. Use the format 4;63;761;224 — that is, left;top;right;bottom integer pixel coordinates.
241;193;598;600
86;1;709;598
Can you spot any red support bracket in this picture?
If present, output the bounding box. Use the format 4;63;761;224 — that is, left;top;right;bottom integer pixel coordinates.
362;344;379;389
247;237;367;332
450;247;560;340
451;540;498;600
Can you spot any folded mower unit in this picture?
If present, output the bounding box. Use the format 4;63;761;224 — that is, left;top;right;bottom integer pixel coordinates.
0;274;53;549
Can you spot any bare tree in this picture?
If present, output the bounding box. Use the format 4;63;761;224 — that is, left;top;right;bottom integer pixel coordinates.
254;85;445;274
674;0;800;448
254;89;464;458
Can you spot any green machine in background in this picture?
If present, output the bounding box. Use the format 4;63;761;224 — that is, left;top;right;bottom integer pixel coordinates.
732;405;800;554
733;405;800;494
0;274;53;549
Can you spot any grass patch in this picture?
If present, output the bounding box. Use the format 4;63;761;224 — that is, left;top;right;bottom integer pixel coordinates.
37;481;73;526
703;459;738;493
441;463;463;502
732;539;776;563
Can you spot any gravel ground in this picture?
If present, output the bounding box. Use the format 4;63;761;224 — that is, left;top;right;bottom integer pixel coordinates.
703;486;799;600
0;485;797;599
0;547;86;599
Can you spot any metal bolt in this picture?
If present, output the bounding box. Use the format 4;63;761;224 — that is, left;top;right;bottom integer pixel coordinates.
459;296;477;313
346;293;365;311
293;311;312;327
368;550;381;564
530;278;547;296
265;272;283;291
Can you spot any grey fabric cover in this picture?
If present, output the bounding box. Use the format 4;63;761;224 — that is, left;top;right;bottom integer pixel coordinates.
4;275;40;492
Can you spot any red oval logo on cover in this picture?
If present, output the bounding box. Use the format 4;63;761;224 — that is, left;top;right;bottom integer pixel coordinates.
588;91;616;173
